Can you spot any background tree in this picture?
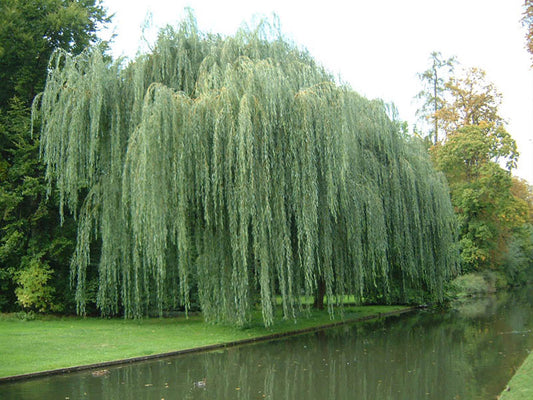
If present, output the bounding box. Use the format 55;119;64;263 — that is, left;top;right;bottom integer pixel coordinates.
436;68;507;139
431;125;526;271
511;178;533;223
523;0;533;64
503;177;533;285
415;51;456;144
420;58;531;275
0;0;110;312
0;0;110;107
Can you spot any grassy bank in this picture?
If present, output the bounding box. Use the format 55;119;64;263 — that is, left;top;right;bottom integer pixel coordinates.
499;351;533;400
0;305;407;378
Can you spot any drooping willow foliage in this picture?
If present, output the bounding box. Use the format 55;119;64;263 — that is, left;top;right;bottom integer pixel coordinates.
34;14;459;326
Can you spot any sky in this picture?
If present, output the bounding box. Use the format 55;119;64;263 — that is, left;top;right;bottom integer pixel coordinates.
101;0;533;183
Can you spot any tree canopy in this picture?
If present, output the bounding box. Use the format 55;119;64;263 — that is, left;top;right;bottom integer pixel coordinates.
0;0;110;108
431;124;527;270
34;15;459;326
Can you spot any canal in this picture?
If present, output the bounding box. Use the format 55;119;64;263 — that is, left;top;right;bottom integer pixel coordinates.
1;287;532;399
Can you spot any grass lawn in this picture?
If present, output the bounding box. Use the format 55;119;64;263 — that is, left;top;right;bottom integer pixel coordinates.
0;305;407;378
499;351;533;400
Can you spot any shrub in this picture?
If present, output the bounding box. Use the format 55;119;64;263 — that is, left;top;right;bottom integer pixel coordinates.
448;273;491;298
14;256;58;312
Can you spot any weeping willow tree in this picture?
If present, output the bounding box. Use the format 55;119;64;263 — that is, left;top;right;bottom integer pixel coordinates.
33;13;459;326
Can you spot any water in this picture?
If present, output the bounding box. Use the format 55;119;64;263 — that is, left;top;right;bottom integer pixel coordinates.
1;288;533;400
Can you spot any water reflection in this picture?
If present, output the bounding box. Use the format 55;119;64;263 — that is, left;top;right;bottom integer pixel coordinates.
1;288;532;400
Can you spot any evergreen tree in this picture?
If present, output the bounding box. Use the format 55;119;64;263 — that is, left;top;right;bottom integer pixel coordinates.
0;0;110;312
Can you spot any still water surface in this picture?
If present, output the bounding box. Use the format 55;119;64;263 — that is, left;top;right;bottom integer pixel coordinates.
1;288;533;400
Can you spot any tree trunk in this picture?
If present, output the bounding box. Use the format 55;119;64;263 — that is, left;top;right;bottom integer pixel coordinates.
313;277;326;310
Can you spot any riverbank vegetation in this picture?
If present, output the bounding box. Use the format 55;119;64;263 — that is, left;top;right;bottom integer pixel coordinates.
0;305;407;378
